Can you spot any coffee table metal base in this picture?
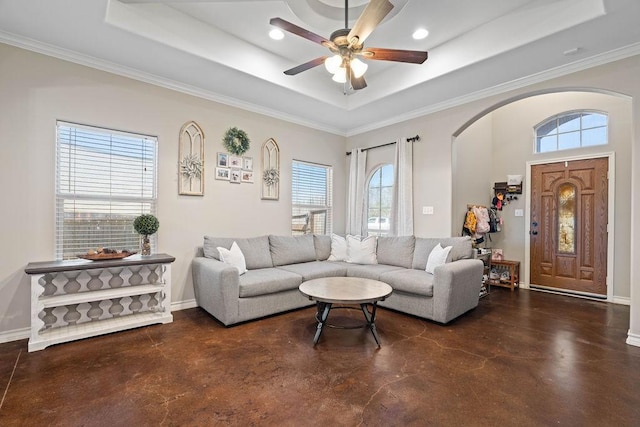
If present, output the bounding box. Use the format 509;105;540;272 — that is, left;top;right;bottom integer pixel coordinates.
312;301;382;347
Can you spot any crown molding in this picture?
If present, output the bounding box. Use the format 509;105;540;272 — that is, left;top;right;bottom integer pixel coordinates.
347;42;640;136
2;29;639;138
0;30;347;137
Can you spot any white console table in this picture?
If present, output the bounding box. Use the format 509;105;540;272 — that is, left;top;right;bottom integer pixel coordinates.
25;253;175;352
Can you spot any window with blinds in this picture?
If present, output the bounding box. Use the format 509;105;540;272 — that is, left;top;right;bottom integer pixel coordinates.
291;160;333;235
55;122;157;260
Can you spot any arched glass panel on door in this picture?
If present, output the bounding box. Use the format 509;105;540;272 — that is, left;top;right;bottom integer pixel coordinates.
557;183;577;254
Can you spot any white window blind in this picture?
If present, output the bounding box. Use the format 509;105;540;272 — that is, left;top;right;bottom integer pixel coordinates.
291;160;333;235
55;122;157;260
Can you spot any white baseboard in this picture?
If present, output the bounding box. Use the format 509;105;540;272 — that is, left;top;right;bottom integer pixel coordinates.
0;327;29;344
627;331;640;347
613;296;631;306
171;299;198;311
0;299;199;345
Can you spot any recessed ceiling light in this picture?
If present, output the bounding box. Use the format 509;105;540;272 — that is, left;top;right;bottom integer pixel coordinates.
269;29;284;40
412;28;429;40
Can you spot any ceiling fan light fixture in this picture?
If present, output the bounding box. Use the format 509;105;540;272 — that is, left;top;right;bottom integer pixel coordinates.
332;67;347;83
324;54;342;74
351;58;368;78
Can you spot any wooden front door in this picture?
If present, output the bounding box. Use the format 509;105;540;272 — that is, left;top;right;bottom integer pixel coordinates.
530;157;608;295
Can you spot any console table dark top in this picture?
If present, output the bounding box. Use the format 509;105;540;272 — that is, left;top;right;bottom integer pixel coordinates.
25;253;175;275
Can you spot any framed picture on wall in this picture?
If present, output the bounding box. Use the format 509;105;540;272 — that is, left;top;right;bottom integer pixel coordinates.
241;171;254;183
217;152;228;167
243;157;253;171
215;167;230;181
229;156;242;168
230;168;242;183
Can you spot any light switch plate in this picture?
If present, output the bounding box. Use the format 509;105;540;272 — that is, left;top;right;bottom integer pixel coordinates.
515;209;524;217
423;206;434;215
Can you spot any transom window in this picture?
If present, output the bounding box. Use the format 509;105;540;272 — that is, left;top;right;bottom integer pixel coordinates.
55;122;157;260
291;160;333;235
535;111;608;153
367;164;394;236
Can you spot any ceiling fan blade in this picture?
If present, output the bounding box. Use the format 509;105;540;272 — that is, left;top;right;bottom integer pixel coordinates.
347;0;393;46
349;68;367;91
284;56;328;75
270;18;336;50
360;48;428;64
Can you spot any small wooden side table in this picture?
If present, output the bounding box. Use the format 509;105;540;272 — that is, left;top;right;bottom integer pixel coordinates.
489;259;520;291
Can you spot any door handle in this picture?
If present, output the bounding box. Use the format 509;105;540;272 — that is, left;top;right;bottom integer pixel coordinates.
530;230;538;235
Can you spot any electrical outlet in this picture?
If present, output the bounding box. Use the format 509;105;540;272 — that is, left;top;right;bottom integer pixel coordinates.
423;206;434;215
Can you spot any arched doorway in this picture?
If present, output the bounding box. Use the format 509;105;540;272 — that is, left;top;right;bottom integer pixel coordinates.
451;90;632;302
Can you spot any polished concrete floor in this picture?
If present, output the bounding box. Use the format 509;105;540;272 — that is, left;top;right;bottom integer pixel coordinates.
1;289;639;426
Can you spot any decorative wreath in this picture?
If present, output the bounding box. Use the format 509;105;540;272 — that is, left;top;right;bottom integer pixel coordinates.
263;167;280;187
180;153;203;179
223;127;250;156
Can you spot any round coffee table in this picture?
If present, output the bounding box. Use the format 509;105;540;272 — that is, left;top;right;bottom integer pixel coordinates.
299;277;392;347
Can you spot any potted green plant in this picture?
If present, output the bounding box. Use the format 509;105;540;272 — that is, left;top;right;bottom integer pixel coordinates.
133;214;159;256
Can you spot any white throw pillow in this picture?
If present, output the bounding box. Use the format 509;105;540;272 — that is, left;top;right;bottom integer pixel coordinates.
217;241;247;275
346;235;378;265
425;243;452;274
327;234;348;261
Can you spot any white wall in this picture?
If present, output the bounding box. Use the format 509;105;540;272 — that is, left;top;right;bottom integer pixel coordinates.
0;43;346;336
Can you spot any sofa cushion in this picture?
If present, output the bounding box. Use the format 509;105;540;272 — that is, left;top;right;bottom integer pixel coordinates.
204;236;273;270
277;261;348;282
412;237;473;270
425;243;452;274
269;235;317;266
379;269;434;297
217;241;247;275
346;235;378;264
327;234;348;261
346;264;404;281
238;268;303;298
376;236;415;269
314;235;332;261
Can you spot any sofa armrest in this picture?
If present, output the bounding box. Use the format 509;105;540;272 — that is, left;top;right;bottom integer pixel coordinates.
192;257;240;326
432;259;483;323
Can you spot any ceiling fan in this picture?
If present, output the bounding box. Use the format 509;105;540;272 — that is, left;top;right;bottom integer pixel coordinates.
270;0;428;91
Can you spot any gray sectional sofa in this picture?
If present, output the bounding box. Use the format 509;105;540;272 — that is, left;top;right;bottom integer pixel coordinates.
192;234;483;326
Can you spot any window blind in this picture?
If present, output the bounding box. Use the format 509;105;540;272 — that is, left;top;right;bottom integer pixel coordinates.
291;160;333;235
55;122;157;260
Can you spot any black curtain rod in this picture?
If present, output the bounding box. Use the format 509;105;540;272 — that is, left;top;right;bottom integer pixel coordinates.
346;135;420;155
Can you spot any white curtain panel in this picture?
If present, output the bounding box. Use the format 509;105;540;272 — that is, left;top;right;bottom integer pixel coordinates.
346;148;367;236
392;139;414;236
